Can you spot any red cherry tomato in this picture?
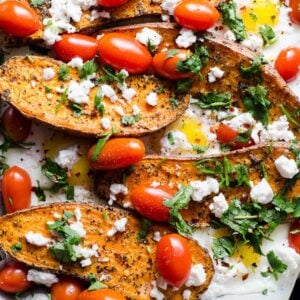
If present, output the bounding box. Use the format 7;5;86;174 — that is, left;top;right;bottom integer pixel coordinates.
156;234;192;287
174;0;220;31
152;50;193;80
216;123;239;143
51;277;84;300
98;33;152;74
0;263;31;293
53;34;99;62
289;221;300;254
275;46;300;82
131;184;176;222
77;289;125;300
2;106;32;142
0;0;41;37
88;138;145;170
98;0;129;8
289;0;300;24
2;166;32;213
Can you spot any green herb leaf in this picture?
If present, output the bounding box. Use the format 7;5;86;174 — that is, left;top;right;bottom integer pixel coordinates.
259;25;277;46
170;97;179;109
98;66;127;85
279;104;300;128
87;274;108;291
167;132;175;145
69;102;82;117
191;92;232;110
166;49;179;58
58;65;70;81
234;128;252;143
240;55;268;78
11;242;22;253
137;218;153;240
290;145;300;167
55;88;68;114
30;0;44;7
192;144;206;154
212;237;235;259
261;250;287;280
94;88;105;116
176;78;193;94
147;39;156;54
0;160;9;176
91;130;114;162
121;115;141;126
78;60;98;80
34;180;46;202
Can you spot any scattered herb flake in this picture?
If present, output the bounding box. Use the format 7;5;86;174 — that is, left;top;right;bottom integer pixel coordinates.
191;92;232;110
58;65;70;81
11;242;22;253
259;25;277;46
137;218;153;240
78;60;98;80
260;250;287;280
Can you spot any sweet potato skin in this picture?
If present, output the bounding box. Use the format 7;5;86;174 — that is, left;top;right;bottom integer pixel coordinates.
95;144;300;227
0;203;213;299
0;56;189;137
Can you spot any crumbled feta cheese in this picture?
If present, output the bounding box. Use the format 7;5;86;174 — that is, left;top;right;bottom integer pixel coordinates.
31;80;37;88
153;231;161;242
108;184;128;205
160;130;193;155
113;106;125;116
190;178;219;202
74;208;81;221
250;178;274;204
223;112;256;130
150;181;160;187
161;14;170;22
251;122;264;144
89;9;110;21
175;28;197;48
100;118;111;130
27;269;58;287
156;275;168;290
161;0;180;15
73;244;99;267
80;258;92;267
223;30;236;41
146;92;158;106
53;212;61;219
121;87;136;102
107;218;128;237
209;193;228;218
185;264;206;287
207;67;225;83
67;57;84;68
42;68;56;81
183;289;192;300
150;280;165;300
54;145;79;170
241;34;263;52
132;105;141;116
275;155;299;179
25;232;51;246
136;27;162;49
69;221;86;237
67;79;95;104
101;84;118;102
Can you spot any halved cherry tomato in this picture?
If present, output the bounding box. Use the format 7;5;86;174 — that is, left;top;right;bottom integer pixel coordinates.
51;277;84;300
88;138;145;170
2;166;32;213
216;123;239;143
152;50;192;80
289;0;300;24
98;33;152;74
98;0;129;8
0;262;31;293
156;234;192;287
288;221;300;254
53;34;99;62
77;289;125;300
275;46;300;82
131;184;176;222
174;0;220;31
0;0;41;37
2;106;32;142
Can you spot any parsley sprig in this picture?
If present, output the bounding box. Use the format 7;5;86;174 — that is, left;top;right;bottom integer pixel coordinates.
191;92;233;110
261;251;287;280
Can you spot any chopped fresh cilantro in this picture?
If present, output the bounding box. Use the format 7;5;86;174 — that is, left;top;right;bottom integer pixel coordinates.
98;66;127;85
55;88;68;114
212;236;235;259
30;0;44;7
34;180;46;202
234;128;252;143
261;251;287;280
69;102;82;117
58;65;70;81
121;115;141;126
249;12;258;21
11;242;22;253
94;87;105;116
176;78;192;94
78;60;98;80
91;129;114;162
262;289;268;295
191;92;232;110
259;25;277;46
192;144;206;154
147;39;156;54
279;104;300;128
103;211;109;221
170;97;179;108
240;55;268;78
0;160;9;176
137;218;153;240
260;162;268;180
87;274;107;291
167;132;175;145
166;49;179;58
290;145;300;167
45;86;52;93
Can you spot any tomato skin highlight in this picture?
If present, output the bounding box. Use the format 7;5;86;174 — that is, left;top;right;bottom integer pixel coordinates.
98;33;152;74
0;263;31;293
275;46;300;82
2;166;32;213
51;277;84;300
131;184;176;222
289;221;300;254
152;50;193;80
289;0;300;24
53;34;99;62
98;0;129;7
2;106;32;142
174;0;220;31
0;0;41;37
88;138;145;170
156;234;192;287
77;289;126;300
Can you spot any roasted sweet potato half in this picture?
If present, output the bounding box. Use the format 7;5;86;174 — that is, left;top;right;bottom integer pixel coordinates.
0;55;189;137
95;143;300;227
0;203;213;299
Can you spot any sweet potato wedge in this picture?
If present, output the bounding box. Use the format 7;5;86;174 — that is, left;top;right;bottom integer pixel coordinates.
0;55;189;137
95;143;300;227
0;203;213;299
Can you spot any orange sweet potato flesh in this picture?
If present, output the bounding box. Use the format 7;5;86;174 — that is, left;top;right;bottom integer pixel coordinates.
0;203;213;299
95;143;300;227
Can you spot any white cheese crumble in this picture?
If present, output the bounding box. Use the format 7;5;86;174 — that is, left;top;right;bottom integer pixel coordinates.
54;145;79;170
67;57;84;68
207;67;225;83
153;231;161;242
89;9;111;21
108;184;128;205
183;289;192;300
175;28;197;48
185;264;207;287
190;178;219;202
107;218;128;237
150;280;165;300
101;84;118;103
100;118;111;130
74;208;82;221
73;244;99;267
121;87;136;102
250;178;274;204
275;155;299;179
223;30;236;41
209;193;228;218
223;112;256;130
27;269;58;287
241;34;264;52
67;79;95;104
42;68;56;81
132;105;141;116
146;92;158;106
135;27;162;49
25;232;51;247
160;0;180;15
69;221;86;237
113;106;125;116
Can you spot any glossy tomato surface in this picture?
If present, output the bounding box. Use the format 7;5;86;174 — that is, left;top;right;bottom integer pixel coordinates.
98;33;152;74
131;184;176;222
53;34;99;62
0;0;41;37
77;289;126;300
289;0;300;24
2;106;32;142
88;138;145;170
51;277;84;300
156;234;192;287
174;0;219;31
275;46;300;82
2;166;32;213
289;221;300;254
216;123;239;143
98;0;129;7
152;50;192;80
0;263;31;293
